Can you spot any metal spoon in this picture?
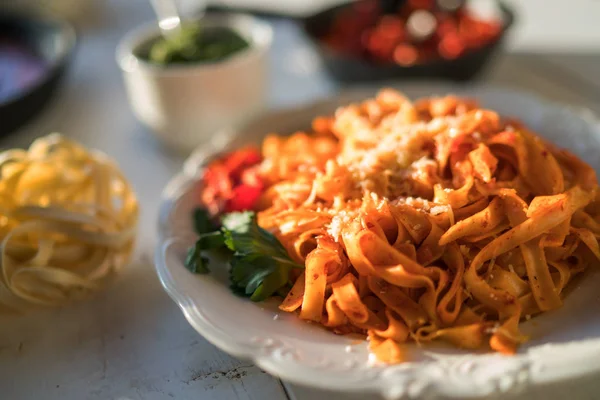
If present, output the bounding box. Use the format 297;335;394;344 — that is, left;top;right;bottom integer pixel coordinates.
150;0;183;39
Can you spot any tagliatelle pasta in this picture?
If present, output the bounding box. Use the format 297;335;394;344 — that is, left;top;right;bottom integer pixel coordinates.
202;89;600;363
0;134;139;310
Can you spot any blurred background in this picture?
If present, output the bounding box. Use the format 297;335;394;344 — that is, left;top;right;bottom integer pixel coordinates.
1;1;600;400
1;0;599;140
6;0;600;50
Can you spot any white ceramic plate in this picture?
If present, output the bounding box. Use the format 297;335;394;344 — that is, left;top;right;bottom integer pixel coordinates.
155;84;600;399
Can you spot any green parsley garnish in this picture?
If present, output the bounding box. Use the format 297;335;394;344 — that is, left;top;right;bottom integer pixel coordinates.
185;241;209;274
185;211;303;301
184;231;225;274
192;208;217;235
221;212;301;269
145;24;249;65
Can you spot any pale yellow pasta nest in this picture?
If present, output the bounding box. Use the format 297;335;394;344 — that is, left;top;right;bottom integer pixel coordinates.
0;133;139;309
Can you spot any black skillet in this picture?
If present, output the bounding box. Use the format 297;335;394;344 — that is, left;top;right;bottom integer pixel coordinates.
207;0;515;82
0;10;76;136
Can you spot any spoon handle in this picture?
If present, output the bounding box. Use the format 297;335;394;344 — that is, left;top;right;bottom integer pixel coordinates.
150;0;183;38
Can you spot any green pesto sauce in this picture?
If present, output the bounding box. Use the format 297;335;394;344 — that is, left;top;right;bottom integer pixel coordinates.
144;24;250;65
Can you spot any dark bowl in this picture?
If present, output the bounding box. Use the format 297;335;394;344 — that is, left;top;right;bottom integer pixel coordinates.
0;11;76;136
302;1;515;82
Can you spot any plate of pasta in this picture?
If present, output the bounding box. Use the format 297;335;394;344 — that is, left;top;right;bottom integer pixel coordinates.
156;85;600;399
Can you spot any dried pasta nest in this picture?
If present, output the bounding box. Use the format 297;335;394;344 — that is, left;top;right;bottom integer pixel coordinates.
0;133;139;309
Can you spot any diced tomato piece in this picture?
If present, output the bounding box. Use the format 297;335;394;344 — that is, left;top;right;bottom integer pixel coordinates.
224;147;261;179
204;164;233;196
225;184;263;212
200;147;264;216
241;166;263;187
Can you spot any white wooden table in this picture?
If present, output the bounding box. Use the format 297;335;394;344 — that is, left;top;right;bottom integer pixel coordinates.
1;1;599;399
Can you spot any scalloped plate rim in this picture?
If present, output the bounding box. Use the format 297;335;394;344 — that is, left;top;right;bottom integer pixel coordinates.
155;83;600;399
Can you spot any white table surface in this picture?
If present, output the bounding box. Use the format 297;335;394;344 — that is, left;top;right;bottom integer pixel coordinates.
1;1;600;399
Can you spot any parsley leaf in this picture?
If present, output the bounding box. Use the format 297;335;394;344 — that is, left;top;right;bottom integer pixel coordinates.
249;260;291;301
222;211;301;269
184;231;225;274
223;211;303;300
186;210;304;301
192;208;217;235
185;241;210;274
229;255;274;294
197;231;225;249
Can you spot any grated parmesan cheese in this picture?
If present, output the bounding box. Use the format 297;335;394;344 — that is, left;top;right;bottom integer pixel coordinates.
327;210;357;242
337;114;460;197
392;196;432;212
430;205;449;215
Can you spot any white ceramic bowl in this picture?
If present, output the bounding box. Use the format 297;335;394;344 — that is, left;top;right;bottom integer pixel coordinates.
156;84;600;399
116;14;272;153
